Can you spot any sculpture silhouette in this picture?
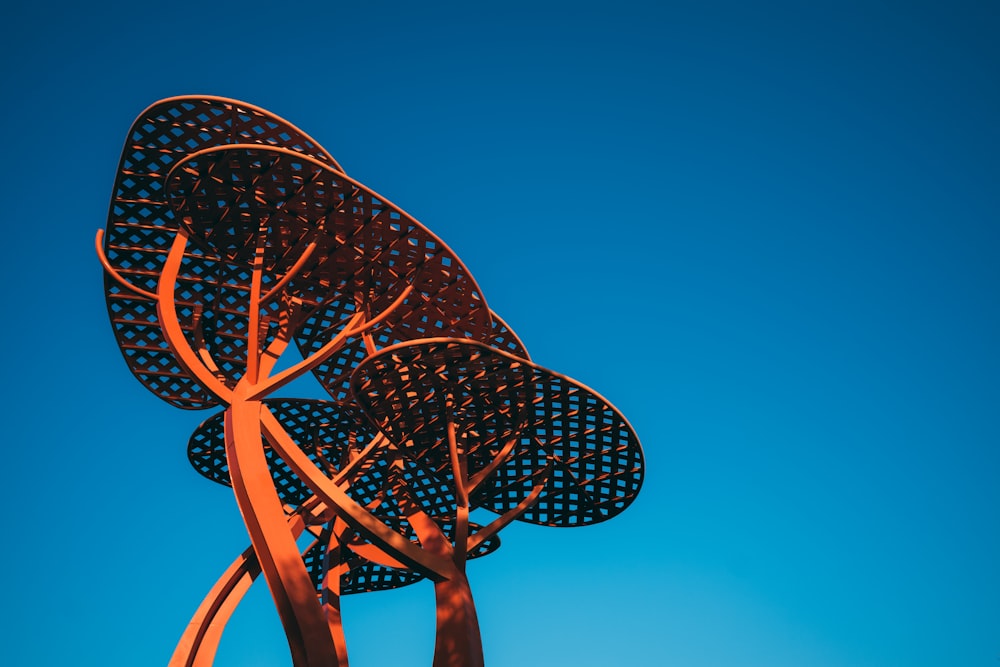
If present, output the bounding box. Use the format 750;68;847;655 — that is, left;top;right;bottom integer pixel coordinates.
100;96;644;667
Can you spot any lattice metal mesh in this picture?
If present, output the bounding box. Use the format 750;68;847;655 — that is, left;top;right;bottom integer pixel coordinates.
350;341;533;473
351;339;644;527
301;520;501;596
103;97;339;408
303;311;530;405
301;538;426;596
188;399;379;507
484;372;643;525
165;144;495;400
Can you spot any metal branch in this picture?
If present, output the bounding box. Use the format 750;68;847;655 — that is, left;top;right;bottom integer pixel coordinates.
260;407;452;580
248;283;413;400
94;229;159;301
466;463;551;554
466;434;520;496
260;241;317;306
156;230;231;401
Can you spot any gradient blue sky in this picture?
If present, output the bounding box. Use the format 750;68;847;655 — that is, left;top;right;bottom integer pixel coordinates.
1;2;997;665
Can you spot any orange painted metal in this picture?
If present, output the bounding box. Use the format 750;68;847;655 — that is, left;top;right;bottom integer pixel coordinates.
350;338;643;665
101;96;644;667
168;546;260;667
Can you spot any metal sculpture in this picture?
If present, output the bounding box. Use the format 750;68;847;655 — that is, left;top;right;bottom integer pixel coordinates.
99;96;644;667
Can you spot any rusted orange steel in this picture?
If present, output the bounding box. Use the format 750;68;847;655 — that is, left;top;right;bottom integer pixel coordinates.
100;96;644;667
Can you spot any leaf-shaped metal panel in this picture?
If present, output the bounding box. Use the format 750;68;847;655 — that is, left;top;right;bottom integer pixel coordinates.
351;339;644;527
103;96;340;408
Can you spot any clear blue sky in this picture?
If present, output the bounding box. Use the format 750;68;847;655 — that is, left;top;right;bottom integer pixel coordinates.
1;2;997;665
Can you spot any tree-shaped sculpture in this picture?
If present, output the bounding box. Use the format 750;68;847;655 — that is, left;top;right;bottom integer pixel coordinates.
349;339;643;666
100;96;643;667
